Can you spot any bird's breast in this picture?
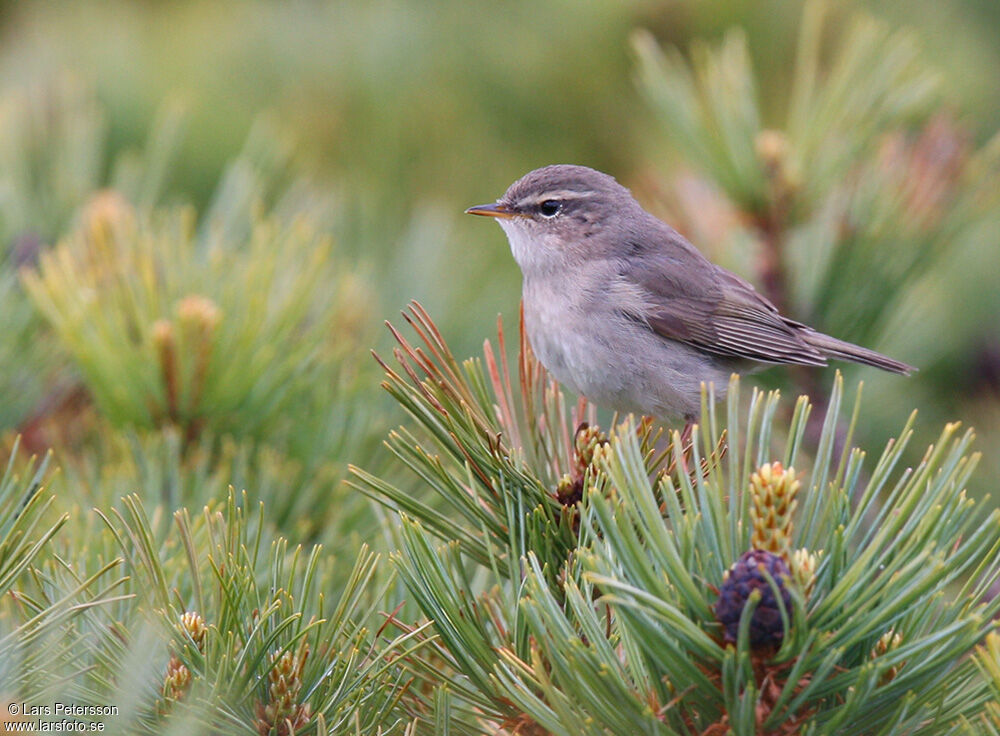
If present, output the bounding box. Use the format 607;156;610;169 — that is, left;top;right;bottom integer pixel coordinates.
520;273;731;419
522;277;579;389
521;272;643;400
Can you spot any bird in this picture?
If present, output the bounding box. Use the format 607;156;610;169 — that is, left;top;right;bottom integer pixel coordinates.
466;164;912;433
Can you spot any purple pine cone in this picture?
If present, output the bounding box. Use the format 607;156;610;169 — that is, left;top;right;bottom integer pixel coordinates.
715;549;792;647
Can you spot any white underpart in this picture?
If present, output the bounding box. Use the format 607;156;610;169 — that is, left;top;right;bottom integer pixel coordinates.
497;219;564;275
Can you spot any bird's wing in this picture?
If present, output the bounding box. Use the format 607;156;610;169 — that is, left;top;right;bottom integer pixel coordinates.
620;223;828;367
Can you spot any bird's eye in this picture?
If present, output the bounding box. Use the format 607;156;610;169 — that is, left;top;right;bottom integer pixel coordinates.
539;199;562;218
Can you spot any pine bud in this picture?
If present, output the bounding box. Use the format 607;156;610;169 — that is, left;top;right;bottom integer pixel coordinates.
556;474;583;507
152;319;175;349
254;642;312;736
755;129;799;193
179;611;207;652
161;655;191;704
177;295;222;335
871;629;904;684
791;548;820;597
152;319;180;422
556;423;609;508
574;423;608;478
755;130;788;169
749;462;800;558
80;189;136;257
176;295;221;422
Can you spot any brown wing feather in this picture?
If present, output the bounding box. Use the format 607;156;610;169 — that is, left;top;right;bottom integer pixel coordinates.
620;218;828;367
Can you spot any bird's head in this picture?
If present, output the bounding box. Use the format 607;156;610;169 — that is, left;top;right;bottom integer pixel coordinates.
466;164;640;274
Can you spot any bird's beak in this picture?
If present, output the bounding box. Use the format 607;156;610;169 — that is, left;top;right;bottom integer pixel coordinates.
465;202;515;219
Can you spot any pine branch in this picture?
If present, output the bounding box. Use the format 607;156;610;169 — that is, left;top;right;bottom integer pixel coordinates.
356;306;1000;734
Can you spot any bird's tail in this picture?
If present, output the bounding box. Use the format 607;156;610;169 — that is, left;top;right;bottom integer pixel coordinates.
803;331;915;376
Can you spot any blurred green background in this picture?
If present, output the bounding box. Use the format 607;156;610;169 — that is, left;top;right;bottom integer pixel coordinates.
1;0;1000;731
1;0;999;512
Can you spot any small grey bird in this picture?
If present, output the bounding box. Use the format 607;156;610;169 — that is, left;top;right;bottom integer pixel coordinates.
466;164;912;426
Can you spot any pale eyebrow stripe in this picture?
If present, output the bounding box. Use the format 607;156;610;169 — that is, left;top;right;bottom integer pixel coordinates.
523;189;597;205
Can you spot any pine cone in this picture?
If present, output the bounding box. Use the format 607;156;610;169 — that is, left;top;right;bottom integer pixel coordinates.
715;549;792;647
